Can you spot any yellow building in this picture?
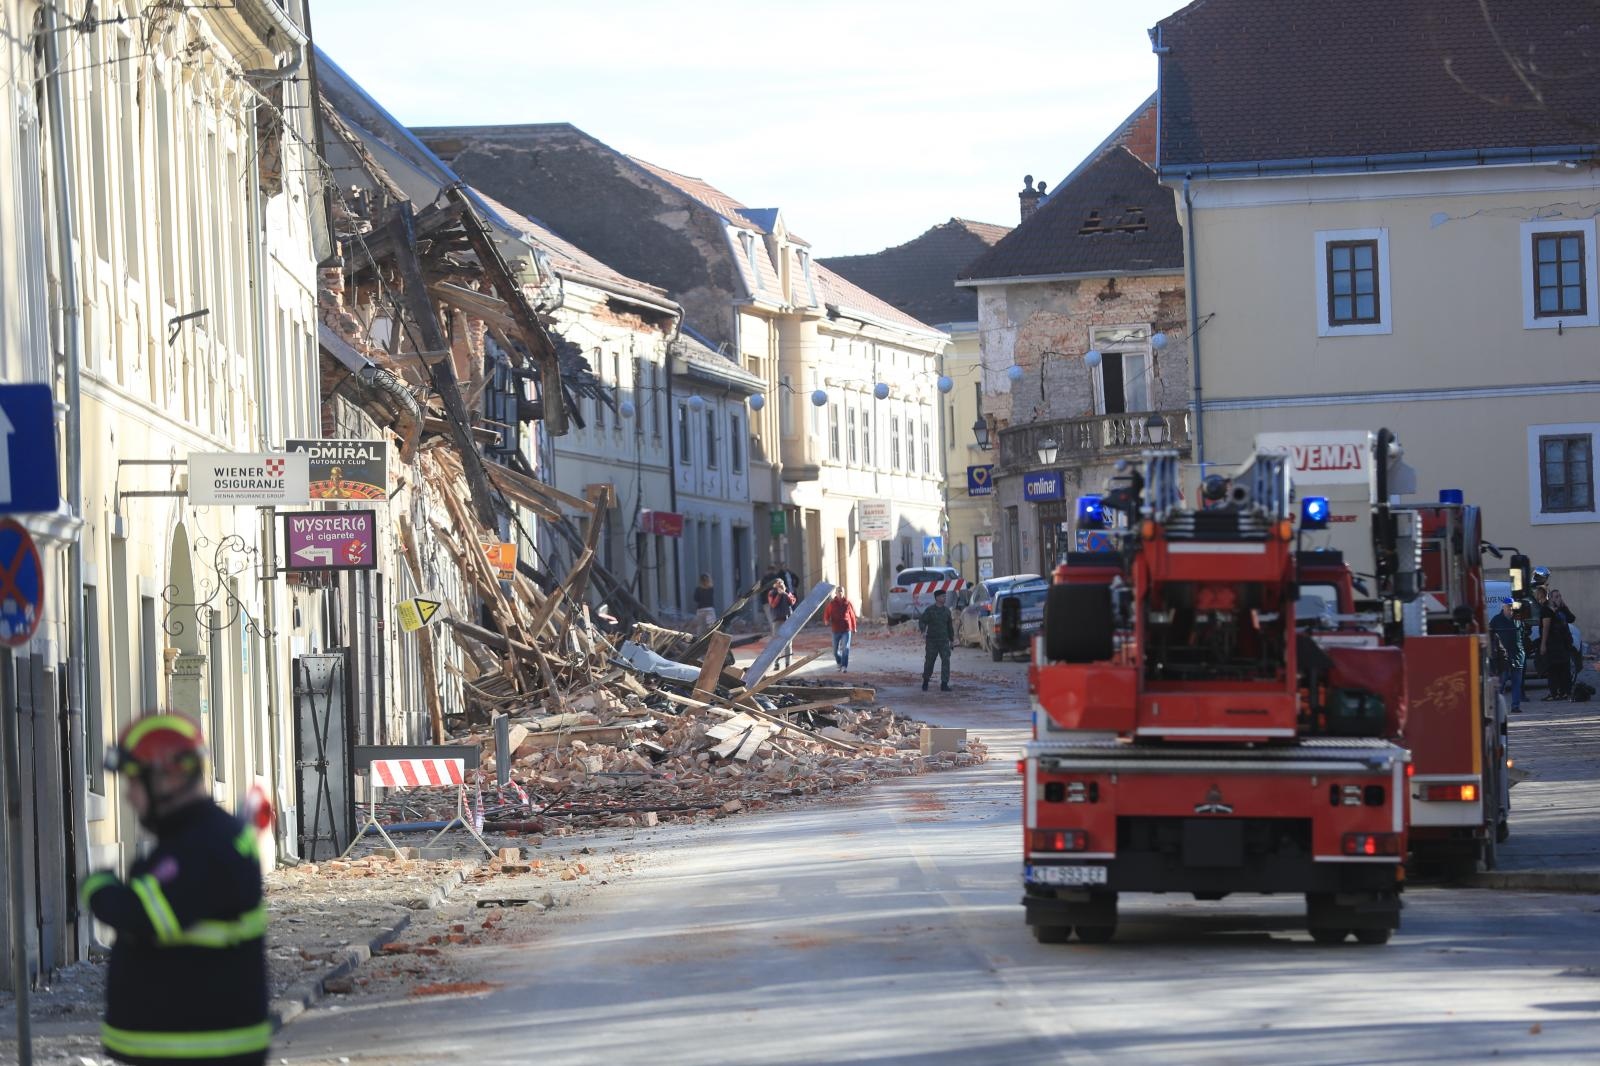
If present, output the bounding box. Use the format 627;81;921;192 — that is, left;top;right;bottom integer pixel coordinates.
1154;1;1600;630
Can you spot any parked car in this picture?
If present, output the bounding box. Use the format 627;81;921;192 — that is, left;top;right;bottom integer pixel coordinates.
984;583;1050;661
1484;579;1584;685
887;567;964;625
955;574;1045;647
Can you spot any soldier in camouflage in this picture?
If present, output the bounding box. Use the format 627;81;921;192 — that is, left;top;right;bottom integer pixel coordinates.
919;589;955;692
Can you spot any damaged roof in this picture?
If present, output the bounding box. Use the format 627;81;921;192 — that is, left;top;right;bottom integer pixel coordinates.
957;146;1183;284
819;219;1011;328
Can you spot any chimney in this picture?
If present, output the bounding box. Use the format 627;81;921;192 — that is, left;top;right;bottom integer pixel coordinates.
1019;175;1047;222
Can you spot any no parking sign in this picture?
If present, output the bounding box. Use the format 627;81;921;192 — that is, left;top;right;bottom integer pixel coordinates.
0;518;44;647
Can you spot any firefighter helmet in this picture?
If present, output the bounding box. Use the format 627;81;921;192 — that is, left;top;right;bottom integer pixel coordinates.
106;713;206;780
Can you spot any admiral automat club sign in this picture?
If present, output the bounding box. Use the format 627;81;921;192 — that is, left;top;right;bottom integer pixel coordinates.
188;452;310;506
1023;470;1065;502
286;438;389;500
281;509;378;571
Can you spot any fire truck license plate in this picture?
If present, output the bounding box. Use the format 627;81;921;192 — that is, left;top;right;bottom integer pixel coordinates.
1026;864;1107;886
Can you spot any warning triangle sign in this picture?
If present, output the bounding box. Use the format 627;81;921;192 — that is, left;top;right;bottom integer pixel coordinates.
397;598;444;632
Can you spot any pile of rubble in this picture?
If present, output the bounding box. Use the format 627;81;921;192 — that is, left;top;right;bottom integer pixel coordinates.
364;558;986;835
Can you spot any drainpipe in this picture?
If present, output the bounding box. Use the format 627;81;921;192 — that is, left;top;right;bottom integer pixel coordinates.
42;2;92;957
1181;173;1205;474
245;101;286;854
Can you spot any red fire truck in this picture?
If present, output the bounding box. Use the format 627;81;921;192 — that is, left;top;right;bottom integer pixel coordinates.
1023;446;1411;945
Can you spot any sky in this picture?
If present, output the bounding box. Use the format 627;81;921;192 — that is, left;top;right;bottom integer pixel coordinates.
311;0;1185;257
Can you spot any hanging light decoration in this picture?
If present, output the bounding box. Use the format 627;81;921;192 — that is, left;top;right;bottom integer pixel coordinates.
687;394;706;412
748;393;765;410
619;399;636;419
936;375;954;393
1006;364;1024;382
873;382;890;400
1150;332;1168;351
1085;349;1102;368
811;389;828;407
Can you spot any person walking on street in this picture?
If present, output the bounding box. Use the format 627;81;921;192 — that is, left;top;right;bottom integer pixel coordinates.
692;573;717;637
766;579;797;670
1489;597;1526;713
919;588;955;692
1541;586;1578;700
84;712;270;1065
758;564;782;626
824;586;858;672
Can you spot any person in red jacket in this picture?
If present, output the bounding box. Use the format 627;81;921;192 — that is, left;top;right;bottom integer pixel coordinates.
824;585;858;672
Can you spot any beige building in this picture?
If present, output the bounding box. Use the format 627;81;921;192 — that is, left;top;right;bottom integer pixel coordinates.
1154;1;1600;630
1;0;321;981
821;219;1012;586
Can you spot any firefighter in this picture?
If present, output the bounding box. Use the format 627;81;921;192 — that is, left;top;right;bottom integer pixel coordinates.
83;713;270;1065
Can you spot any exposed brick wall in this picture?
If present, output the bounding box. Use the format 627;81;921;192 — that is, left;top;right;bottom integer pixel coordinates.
976;272;1189;427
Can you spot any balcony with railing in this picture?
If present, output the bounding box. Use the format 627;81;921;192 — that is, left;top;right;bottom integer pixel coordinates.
997;409;1192;471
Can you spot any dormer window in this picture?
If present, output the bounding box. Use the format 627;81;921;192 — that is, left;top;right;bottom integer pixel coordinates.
739;231;764;292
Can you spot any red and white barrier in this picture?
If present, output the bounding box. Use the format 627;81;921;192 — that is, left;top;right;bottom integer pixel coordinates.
371;758;466;789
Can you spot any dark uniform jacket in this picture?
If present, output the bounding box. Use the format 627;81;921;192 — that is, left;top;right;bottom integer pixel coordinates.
919;604;955;647
82;799;269;1065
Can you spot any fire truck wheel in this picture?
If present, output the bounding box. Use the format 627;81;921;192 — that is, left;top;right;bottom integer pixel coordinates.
1309;927;1350;945
1073;924;1116;944
1353;927;1392;945
1031;924;1072;945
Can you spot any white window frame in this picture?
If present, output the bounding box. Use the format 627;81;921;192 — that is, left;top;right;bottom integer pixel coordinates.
1527;421;1599;525
1313;227;1392;338
1089;326;1155;415
1521;219;1599;330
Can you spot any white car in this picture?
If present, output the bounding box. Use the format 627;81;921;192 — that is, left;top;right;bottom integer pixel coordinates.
887;566;965;624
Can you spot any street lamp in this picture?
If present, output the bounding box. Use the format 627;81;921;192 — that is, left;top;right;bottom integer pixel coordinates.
1036;436;1059;465
972;417;991;451
1144;413;1167;445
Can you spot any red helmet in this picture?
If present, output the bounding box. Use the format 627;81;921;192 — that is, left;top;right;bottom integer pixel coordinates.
106;713;206;778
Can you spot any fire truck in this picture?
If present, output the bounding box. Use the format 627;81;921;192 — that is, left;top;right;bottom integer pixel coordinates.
1255;430;1512;876
1023;445;1412;945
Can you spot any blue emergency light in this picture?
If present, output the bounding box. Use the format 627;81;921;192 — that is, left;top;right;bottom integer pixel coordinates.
1076;494;1107;529
1301;496;1330;530
1439;488;1464;505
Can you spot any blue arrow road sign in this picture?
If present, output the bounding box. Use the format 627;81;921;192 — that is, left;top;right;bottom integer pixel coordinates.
0;384;59;514
0;518;45;647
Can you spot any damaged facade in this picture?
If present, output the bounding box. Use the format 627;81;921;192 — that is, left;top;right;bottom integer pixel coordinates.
416;125;950;614
957;99;1190;577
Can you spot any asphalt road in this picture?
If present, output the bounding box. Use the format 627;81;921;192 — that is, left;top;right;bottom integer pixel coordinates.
275;634;1600;1066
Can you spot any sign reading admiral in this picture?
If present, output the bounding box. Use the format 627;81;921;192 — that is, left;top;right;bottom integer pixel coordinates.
286;438;388;500
188;452;310;506
1023;471;1065;502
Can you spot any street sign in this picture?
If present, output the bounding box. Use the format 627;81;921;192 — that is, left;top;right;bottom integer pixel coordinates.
1076;529;1114;552
396;598;442;632
978;558;995;580
0;384;60;514
966;464;993;497
189;452;310;506
922;535;944;556
0;519;44;647
482;541;517;581
769;510;787;536
281;510;377;571
286;438;389;500
858;500;893;541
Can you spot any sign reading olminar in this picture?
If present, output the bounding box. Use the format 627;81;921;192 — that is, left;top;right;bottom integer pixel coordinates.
188;452;310;506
